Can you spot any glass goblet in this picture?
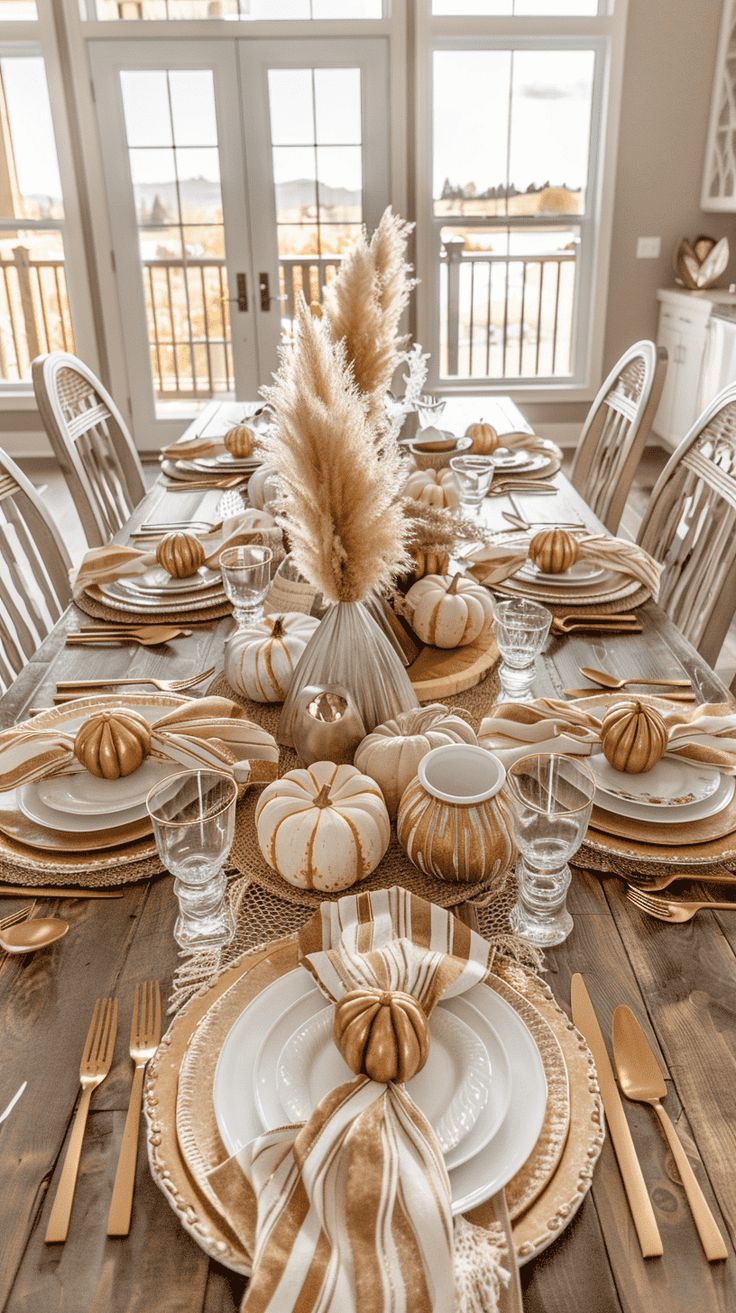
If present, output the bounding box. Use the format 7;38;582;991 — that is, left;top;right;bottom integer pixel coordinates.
493;597;551;702
506;753;596;947
450;455;495;516
147;769;237;952
415;394;447;429
220;545;273;627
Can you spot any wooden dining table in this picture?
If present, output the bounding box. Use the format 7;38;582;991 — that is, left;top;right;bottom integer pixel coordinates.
0;396;735;1313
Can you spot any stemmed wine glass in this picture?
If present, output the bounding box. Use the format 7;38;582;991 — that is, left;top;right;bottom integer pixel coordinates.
147;769;237;951
505;753;596;947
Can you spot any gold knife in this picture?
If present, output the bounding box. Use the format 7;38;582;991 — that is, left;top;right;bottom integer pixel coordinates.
612;1006;728;1262
570;973;663;1257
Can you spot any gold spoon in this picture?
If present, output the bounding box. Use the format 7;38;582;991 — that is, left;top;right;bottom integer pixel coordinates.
0;917;69;954
579;666;692;690
612;1005;728;1261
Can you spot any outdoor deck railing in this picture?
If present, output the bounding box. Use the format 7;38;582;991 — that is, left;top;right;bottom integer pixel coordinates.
0;244;577;392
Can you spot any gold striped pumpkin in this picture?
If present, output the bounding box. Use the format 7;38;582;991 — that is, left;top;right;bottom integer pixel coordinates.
404;572;494;648
224;612;319;703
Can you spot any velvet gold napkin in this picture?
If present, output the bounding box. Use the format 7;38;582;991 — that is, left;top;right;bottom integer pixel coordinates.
466;533;662;598
206;887;508;1313
70;511;281;599
479;698;736;772
0;696;279;789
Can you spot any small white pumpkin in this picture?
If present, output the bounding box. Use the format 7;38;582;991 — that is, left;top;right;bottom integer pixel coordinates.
405;572;494;648
354;703;478;817
403;467;460;510
224;611;319;703
255;761;390;891
248;464;280;513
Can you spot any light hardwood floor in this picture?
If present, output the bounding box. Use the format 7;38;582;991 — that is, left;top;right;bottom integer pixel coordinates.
18;448;736;688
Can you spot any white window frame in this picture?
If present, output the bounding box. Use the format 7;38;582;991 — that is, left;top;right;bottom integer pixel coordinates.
414;2;629;403
0;8;98;408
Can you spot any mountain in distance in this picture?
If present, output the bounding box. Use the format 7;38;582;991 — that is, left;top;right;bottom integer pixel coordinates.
131;176;360;221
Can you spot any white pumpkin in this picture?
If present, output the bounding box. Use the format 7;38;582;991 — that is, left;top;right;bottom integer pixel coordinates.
224;611;319;703
255;761;390;891
354;703;478;817
247;464;280;513
403;467;460;510
406;572;494;648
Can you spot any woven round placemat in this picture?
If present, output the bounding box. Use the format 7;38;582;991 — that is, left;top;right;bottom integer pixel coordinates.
0;847;163;887
208;664;509;911
75;591;232;626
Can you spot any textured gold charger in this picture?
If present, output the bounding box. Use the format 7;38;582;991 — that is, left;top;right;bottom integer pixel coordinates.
209;664;505;909
145;937;603;1278
75;590;231;626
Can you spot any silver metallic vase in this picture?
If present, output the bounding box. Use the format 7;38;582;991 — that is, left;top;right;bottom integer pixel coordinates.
291;685;367;765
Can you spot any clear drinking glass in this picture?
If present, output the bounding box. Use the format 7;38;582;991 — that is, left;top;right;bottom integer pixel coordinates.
506;754;596;947
493;597;552;701
450;455;495;515
220;545;273;627
415;394;447;429
147;769;237;951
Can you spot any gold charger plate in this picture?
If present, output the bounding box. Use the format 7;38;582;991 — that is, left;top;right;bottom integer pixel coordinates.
590;792;736;846
584;821;736;869
87;583;227;615
145;939;602;1272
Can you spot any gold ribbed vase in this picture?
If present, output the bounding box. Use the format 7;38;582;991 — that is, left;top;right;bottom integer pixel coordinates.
397;744;516;885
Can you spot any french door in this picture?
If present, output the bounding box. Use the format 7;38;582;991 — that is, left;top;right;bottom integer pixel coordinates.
90;37;389;446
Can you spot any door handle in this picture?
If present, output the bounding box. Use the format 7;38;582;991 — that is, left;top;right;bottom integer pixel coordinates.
259;272;287;312
221;272;248;313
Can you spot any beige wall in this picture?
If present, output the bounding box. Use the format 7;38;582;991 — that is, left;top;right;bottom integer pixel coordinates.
602;0;728;374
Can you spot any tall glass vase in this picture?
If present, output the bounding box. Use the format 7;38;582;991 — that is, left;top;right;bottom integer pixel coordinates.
278;600;420;747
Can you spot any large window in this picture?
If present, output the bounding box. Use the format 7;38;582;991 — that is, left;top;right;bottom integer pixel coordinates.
0;52;74;384
91;1;381;21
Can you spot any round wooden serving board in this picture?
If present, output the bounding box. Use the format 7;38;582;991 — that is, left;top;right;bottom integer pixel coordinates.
407;632;499;701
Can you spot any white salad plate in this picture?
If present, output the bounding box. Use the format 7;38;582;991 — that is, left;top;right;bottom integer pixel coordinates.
17;785;148;832
213;967;544;1214
518;559;606;587
98;579;225;610
270;995;504;1170
124;566;221;595
589;752;722;808
31;757;171;819
594;767;734;824
490;447;537;471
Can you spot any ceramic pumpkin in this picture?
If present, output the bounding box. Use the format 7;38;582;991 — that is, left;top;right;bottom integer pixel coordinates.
600;699;668;773
334;988;429;1083
255;760;390;891
405;572;494;648
155;531;206;579
223;423;256;460
465;421;500;455
74;709;151;780
354;703;477;817
248;464;280;513
397;743;515;885
528;528;579;575
224;612;319;703
403;467;460;511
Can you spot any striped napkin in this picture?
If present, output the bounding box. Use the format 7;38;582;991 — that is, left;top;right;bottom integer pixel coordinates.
465;533;662;598
0;696;279;789
70;511;281;599
206;887;508;1313
479;698;736;772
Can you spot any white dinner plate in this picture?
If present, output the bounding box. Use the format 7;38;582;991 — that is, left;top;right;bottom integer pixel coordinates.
17;784;149;832
590;751;723;808
32;757;172;819
593;768;734;824
97;579;225;610
271;997;502;1170
518;559;607;587
213;967;544;1214
492;450;549;476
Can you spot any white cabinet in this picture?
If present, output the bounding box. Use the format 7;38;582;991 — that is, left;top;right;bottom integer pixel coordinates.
652;290;736;447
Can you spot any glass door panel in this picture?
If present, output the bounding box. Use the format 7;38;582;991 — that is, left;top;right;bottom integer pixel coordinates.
90;41;257;445
239;38;389;373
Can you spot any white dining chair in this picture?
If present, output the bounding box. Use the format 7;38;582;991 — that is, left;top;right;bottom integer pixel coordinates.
0;447;71;692
570;340;667;533
638;381;736;669
32;351;146;548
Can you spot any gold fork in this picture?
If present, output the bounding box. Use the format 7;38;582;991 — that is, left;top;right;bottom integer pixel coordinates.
107;981;162;1236
629;870;736;893
55;666;215;695
626;887;736;923
45;997;118;1243
0;906;32;936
